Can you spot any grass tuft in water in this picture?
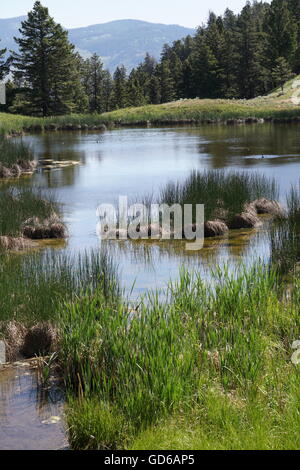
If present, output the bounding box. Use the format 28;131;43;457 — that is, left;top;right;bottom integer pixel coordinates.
160;170;278;223
0;187;59;238
271;181;300;274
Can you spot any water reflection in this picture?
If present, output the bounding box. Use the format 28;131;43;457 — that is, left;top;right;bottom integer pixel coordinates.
0;364;66;450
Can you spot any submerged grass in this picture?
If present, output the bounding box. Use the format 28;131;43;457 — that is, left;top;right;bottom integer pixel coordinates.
61;263;300;450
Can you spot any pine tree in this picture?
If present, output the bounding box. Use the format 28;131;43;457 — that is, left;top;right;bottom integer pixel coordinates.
84;53;106;113
189;28;219;98
219;9;239;98
0;40;9;81
12;1;87;116
264;0;298;69
112;66;128;109
236;2;268;99
127;69;146;107
159;60;176;103
149;73;161;104
272;56;294;91
102;70;114;112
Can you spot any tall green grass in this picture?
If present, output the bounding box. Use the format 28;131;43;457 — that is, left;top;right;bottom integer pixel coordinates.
0;249;119;327
270;182;300;274
160;170;278;222
0;137;34;167
61;263;299;450
0;187;59;237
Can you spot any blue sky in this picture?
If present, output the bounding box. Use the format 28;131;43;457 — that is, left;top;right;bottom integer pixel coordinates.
0;0;270;29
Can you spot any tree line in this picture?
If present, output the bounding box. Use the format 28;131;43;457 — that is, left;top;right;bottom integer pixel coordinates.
0;0;300;117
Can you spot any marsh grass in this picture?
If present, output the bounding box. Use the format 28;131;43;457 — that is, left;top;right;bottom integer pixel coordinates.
0;249;119;328
160;170;278;223
271;182;300;274
0;187;59;238
61;263;299;450
0;137;34;167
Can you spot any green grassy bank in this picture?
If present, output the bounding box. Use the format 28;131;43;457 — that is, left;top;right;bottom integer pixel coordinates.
1;77;300;134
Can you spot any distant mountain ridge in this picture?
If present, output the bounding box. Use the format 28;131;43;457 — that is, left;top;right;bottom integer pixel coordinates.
0;17;194;71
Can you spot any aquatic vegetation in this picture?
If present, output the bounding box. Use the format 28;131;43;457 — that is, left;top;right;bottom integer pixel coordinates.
0;137;36;178
0;187;65;244
0;249;119;330
159;170;279;229
60;264;299;450
270;182;300;274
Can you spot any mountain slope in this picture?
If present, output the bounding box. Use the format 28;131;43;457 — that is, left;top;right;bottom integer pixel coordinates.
0;17;194;71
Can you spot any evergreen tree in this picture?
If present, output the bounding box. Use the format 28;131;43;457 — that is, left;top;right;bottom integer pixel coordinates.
0;40;10;81
84;53;106;113
149;72;161;104
272;56;294;91
189;28;219;98
159;60;176;103
236;2;268;99
12;1;87;116
112;65;128;109
264;0;298;69
102;70;114;112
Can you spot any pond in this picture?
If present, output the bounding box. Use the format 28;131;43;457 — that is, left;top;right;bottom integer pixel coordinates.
13;122;300;294
1;122;300;450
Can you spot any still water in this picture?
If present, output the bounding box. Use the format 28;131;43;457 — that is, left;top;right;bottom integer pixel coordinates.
15;122;300;294
0;363;66;450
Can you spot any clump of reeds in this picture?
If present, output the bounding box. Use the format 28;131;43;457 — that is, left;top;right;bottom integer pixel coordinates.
204;220;229;237
22;214;66;240
0;249;120;328
159;170;279;232
21;323;58;359
0;187;65;245
1;321;58;362
270;182;300;274
2;321;28;362
0;137;36;178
